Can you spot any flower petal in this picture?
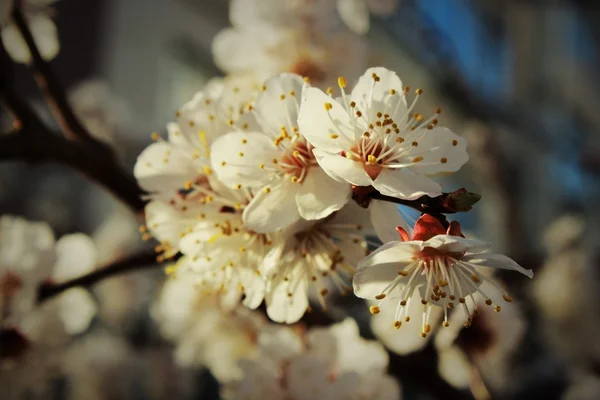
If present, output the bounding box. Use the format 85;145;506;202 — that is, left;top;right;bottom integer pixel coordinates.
266;267;308;323
299;87;354;153
295;166;351;220
134;142;197;193
2;15;59;64
349;67;407;123
358;240;421;269
211;132;279;188
461;253;534;278
253;73;305;136
243;180;301;232
373;168;442;199
57;288;97;335
53;234;97;280
369;200;410;243
337;0;370;35
313;149;373;186
405;127;469;175
424;235;491;254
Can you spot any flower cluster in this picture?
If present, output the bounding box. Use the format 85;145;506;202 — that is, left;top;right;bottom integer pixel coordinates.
222;318;400;400
0;215;98;363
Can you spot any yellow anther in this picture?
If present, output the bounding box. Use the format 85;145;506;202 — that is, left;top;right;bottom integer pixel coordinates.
398;270;408;276
272;158;278;164
367;155;378;164
411;141;419;147
415;88;423;95
494;306;502;313
289;91;296;96
369;305;380;314
239;152;244;157
329;133;339;139
241;139;247;144
338;76;347;88
371;73;380;82
440;157;448;164
405;316;410;322
280;94;286;100
324;102;333;111
349;101;356;108
235;184;242;190
221;161;226;166
355;111;362;117
389;89;396;95
485;299;493;306
261;85;267;91
293;151;300;158
184;180;193;190
151;132;160;141
320;289;329;296
326;87;333;95
291;176;299;183
393;321;402;329
412;156;424;163
259;163;265;169
396;137;404;143
503;295;514;302
471;274;480;282
264;187;271;194
452;140;458;146
435;107;442;114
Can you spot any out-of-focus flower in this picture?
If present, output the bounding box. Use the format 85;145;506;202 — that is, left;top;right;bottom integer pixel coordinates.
299;67;468;200
1;0;59;64
152;263;265;383
212;0;366;88
261;203;368;323
533;215;600;370
0;216;98;366
434;280;526;393
222;318;400;400
337;0;400;35
354;213;532;337
212;73;350;232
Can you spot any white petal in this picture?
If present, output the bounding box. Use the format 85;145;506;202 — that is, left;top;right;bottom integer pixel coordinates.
437;346;472;389
253;73;305;136
2;15;59;64
371;292;440;355
298;87;354;153
53;234;97;280
358;240;421;269
258;325;303;363
134;142;197;193
266;276;308;323
211;27;267;74
405;127;469;175
211;132;279;188
313;149;373;186
337;0;370;35
350;67;407;122
295;166;351;220
29;14;59;61
425;235;491;254
243;180;301;232
369;200;410;243
373;168;442;199
353;265;400;299
57;288;97;335
240;267;266;309
461;253;534;278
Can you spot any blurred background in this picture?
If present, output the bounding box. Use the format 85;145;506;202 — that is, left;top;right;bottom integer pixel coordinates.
2;0;600;399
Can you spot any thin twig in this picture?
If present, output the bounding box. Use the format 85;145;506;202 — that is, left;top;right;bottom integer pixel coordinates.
0;82;146;212
11;1;112;154
37;250;163;303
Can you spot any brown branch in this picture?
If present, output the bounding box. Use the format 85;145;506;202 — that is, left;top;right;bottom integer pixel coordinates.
37;250;164;303
11;1;113;154
0;82;146;212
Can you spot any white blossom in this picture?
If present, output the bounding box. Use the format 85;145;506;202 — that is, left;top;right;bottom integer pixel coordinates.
212;73;351;232
1;0;59;64
298;67;468;200
261;203;368;323
152;263;265;383
223;318;400;400
0;216;97;347
212;0;366;88
353;214;532;337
